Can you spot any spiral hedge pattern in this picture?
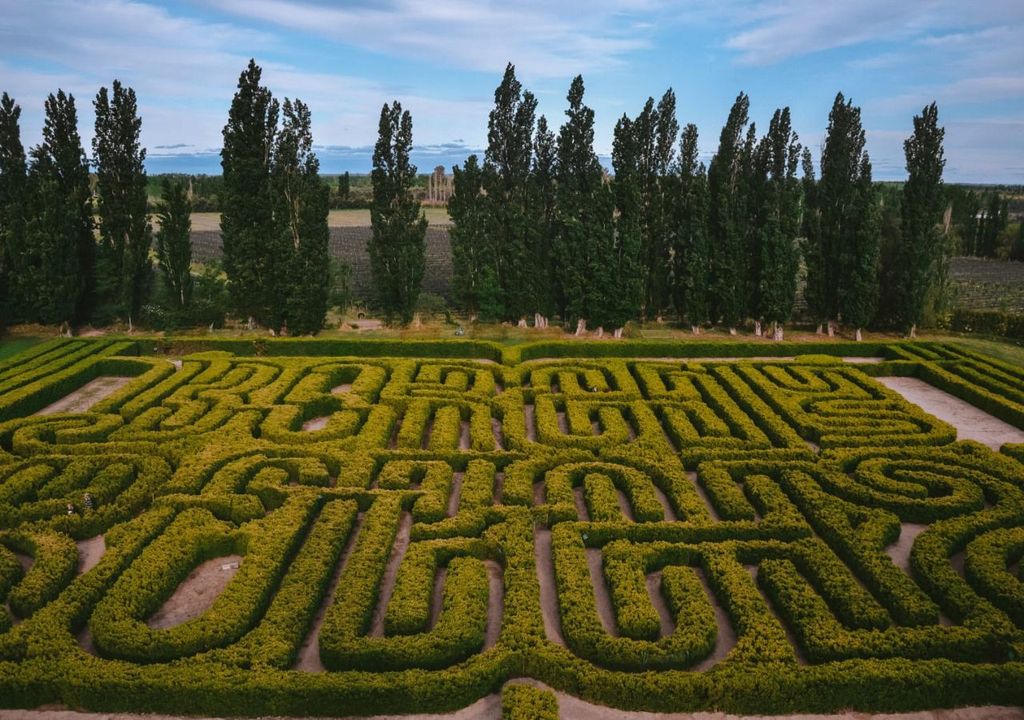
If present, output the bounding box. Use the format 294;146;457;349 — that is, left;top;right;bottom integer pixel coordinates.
0;337;1022;716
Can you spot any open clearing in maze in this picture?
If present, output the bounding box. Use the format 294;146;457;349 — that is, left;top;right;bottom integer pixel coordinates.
1;337;1024;718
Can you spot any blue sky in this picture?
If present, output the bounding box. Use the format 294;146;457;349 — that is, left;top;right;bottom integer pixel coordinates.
1;0;1022;182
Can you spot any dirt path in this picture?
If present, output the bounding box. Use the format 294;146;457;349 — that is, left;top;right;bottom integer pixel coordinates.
587;548;618;637
35;377;133;415
524;404;537;442
646;571;674;638
147;555;241;630
302;416;330;432
876;376;1024;449
884;523;929;572
693;567;737;671
447;472;464;517
484;560;504;649
369;513;412;637
533;528;565;646
75;536;106;576
295;512;366;672
491;417;505;450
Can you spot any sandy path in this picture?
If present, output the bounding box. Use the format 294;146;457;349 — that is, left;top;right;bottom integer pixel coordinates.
295;512;366;672
557;410;569;435
147;555;242;630
574;487;590;521
447;472;464;517
689;471;721;522
533;528;566;646
302;416;330;432
332;383;352;394
646;571;674;638
587;548;618;637
524;404;537;442
747;565;806;665
616;489;635;522
876;377;1024;450
7;701;1023;720
492;471;505;505
459;420;471;450
884;523;929;572
693;566;737;671
491;417;505;450
75;536;106;576
35;377;133;415
369;513;412;637
651;484;677;522
428;567;447;630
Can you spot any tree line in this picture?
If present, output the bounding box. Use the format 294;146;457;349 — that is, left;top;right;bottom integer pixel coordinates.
445;64;951;339
0;60;961;337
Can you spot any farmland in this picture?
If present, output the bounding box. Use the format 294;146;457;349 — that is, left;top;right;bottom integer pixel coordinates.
0;336;1023;717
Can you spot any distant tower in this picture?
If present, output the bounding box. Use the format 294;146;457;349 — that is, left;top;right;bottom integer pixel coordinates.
427;165;452;204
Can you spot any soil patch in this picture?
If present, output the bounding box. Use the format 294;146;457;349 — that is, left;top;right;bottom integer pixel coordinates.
876;376;1024;449
75;536;106;576
35;377;133;415
147;555;241;630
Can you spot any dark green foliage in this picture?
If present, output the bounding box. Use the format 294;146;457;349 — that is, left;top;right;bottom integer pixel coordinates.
220;59;281;328
448;154;489;315
275;98;330;335
752;108;802;331
606;111;647;330
369;101;427;325
24;91;94;326
0;93;27;326
338;171;350;200
554;76;617;330
482;64;537;321
817;93;880;333
671;124;710;327
154;179;193;310
530;114;558;320
892;103;946;334
707;93;751;329
1012;221;1024;262
92;81;152;326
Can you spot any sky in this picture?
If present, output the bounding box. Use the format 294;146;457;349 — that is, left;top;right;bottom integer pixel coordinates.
1;0;1022;183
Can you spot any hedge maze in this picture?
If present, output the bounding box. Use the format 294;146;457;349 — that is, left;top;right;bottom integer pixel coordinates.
1;338;1023;716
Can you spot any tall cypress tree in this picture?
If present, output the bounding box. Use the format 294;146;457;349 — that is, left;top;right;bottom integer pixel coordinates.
707;93;750;332
448;154;488;315
369;101;427;325
483;64;536;323
275;98;330;335
894;102;945;337
671;123;710;332
554;75;616;334
753;108;801;339
93;80;151;328
0;93;27;325
529;114;558;326
800;148;827;331
608;113;645;334
818;93;878;338
154;178;193;310
221;59;280;328
24;91;93;329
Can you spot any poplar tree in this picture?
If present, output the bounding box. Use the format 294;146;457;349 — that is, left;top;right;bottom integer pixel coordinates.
221;59;280;328
275;98;330;334
448;154;488;315
895;102;945;337
554;75;616;334
155;178;193;310
93;80;151;328
338;171;350;201
753;108;802;339
0;93;27;324
671;124;710;332
529;115;558;326
818;93;879;339
800;148;827;331
707;93;750;332
368;101;427;325
608;113;645;335
24;91;93;329
483;64;536;323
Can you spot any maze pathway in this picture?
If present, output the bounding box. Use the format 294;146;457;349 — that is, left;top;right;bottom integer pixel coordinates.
0;339;1022;717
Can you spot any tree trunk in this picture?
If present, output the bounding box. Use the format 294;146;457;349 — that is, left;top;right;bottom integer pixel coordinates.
575;318;587;336
517;317;528;328
128;315;133;333
729;327;737;336
691;325;700;335
59;320;71;338
816;323;823;335
595;326;604;338
774;323;784;341
908;323;917;339
855;328;862;342
827;321;835;338
754;320;762;337
613;327;623;338
247;316;255;331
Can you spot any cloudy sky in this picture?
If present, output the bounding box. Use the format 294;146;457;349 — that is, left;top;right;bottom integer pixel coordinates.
1;0;1022;181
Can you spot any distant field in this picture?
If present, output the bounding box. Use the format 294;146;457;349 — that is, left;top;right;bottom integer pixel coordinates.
951;257;1024;314
189;207;451;232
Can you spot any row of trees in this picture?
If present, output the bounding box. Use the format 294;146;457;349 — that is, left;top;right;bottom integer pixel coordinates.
0;85;195;331
445;65;950;337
